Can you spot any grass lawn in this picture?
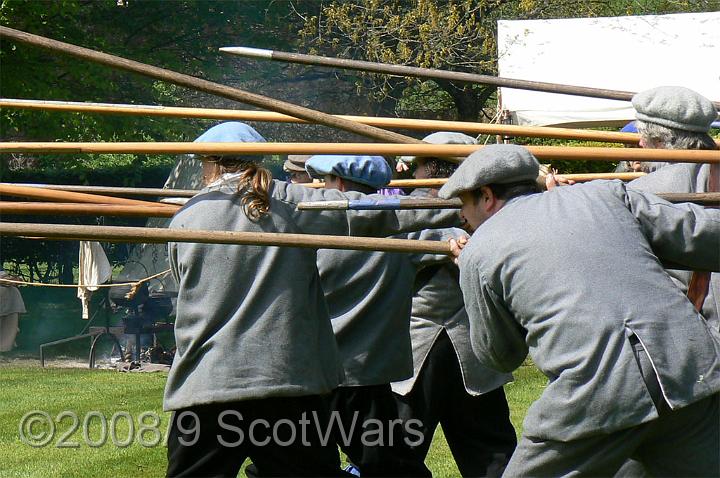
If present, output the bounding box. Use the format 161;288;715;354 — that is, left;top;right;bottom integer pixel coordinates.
0;363;546;477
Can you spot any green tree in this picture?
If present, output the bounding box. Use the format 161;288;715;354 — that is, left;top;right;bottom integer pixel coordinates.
300;0;718;121
0;0;318;281
0;0;320;181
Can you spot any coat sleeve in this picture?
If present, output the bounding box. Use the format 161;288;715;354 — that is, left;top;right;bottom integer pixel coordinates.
625;185;720;272
406;227;467;268
459;252;528;373
277;181;461;237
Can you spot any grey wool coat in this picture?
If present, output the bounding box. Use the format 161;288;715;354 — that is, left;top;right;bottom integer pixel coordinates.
459;180;720;441
164;177;459;411
391;190;513;396
630;163;718;329
316;228;449;387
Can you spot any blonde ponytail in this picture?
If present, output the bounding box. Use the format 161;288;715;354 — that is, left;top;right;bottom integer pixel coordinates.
204;156;273;221
235;162;272;221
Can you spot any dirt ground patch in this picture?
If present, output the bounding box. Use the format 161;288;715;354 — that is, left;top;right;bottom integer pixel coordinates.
0;354;113;369
1;355;88;368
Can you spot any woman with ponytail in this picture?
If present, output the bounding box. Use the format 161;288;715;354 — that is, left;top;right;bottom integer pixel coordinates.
201;156;273;221
164;122;460;477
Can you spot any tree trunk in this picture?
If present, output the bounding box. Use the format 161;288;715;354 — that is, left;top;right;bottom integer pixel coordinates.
28;260;38;283
42;261;52;282
438;80;496;122
60;254;74;284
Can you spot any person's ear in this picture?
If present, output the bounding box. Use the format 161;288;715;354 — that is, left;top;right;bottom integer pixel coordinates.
480;185;496;212
336;177;347;192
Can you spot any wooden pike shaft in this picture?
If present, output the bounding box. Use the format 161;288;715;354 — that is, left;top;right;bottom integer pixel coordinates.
297;193;720;210
0;183;176;207
0;222;453;255
221;47;720;109
1;183;199;198
543;172;645;182
1;192;715;219
305;173;646;189
0;202;179;218
2;142;718;163
1;98;645;144
298;198;463;210
0;27;420;145
658;193;720;206
0;173;645;200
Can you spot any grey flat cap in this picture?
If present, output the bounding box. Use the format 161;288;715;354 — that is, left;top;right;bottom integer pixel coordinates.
632;86;717;133
423;131;478;146
399;131;478;163
439;144;539;199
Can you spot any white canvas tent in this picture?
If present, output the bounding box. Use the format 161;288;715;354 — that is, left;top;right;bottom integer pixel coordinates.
116;156;203;294
497;12;720;127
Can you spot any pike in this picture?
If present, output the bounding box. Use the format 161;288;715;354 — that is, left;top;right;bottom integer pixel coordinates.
2;97;656;145
0;202;178;218
1;183;199;198
0;173;646;199
1;142;718;164
299;198;463;211
0;183;175;208
0;192;715;219
303;173;646;189
0;222;453;255
0;26;421;145
297;193;720;210
220;47;720;109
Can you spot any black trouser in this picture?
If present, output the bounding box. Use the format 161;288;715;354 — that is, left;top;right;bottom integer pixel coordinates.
394;330;517;477
330;384;432;477
166;394;346;477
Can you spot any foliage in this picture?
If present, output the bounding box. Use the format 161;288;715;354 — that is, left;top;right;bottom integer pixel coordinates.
1;0;212;188
0;1;314;280
0;0;316;164
300;0;508;121
299;0;719;121
298;0;718;173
